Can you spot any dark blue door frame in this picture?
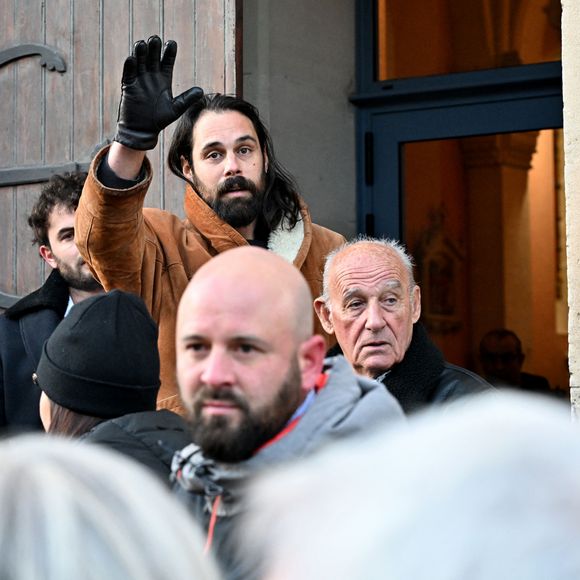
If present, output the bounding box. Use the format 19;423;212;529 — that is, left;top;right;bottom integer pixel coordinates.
352;1;563;240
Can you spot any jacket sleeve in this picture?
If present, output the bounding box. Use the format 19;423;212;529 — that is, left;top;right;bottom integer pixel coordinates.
75;145;161;311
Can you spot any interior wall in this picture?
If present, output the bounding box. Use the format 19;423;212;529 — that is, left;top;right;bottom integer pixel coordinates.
242;0;357;238
405;140;471;368
529;130;569;390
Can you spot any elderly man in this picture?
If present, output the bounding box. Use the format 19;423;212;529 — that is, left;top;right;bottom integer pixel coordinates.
314;237;490;414
75;36;344;414
171;246;404;579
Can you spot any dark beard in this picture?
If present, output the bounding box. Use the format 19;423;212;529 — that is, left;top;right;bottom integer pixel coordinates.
199;176;264;229
188;359;303;462
57;260;102;292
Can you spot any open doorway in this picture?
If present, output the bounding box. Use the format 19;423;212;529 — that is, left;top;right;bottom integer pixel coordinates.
403;130;568;394
353;0;566;393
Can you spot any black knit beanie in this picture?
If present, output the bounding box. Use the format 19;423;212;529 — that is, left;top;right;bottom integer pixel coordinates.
35;289;160;418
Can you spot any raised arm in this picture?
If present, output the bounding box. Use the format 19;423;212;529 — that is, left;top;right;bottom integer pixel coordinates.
114;35;203;165
75;36;203;295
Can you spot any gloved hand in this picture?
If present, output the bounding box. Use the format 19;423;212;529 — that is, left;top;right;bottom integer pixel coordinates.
114;35;204;151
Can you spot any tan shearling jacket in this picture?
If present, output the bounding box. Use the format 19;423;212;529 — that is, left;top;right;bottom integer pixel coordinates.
76;147;345;414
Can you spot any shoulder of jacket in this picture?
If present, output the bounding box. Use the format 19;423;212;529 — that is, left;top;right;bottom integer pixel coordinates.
3;271;69;320
442;362;490;385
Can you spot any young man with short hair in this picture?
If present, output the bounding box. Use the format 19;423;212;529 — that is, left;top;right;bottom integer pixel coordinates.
0;172;103;431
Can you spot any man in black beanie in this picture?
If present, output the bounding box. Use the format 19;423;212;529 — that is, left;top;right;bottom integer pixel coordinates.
35;289;191;484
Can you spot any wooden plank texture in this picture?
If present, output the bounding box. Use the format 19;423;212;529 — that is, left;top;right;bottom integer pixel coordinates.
163;0;199;217
72;0;101;160
0;0;16;169
45;0;74;164
0;0;19;302
15;0;43;166
133;0;163;208
103;0;130;153
14;0;44;294
0;0;238;300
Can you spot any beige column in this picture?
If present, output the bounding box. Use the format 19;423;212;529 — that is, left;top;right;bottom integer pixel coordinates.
562;1;580;417
462;133;538;359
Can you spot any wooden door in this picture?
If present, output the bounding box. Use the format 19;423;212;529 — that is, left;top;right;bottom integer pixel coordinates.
0;0;239;310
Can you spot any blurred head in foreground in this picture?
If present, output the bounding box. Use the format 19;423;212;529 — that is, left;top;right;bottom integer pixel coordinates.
0;434;220;580
243;392;577;580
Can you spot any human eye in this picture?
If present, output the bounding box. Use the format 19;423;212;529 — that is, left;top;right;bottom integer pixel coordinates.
185;340;208;355
345;298;364;311
231;339;265;358
205;150;223;160
238;145;252;155
237;343;257;354
382;294;400;309
59;229;74;241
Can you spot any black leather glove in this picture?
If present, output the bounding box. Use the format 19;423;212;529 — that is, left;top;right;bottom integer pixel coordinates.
114;35;204;151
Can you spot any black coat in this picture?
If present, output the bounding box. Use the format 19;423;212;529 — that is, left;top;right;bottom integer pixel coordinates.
0;270;69;432
81;410;192;485
381;323;492;413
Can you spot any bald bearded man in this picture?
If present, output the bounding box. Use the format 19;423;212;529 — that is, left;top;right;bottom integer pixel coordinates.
171;246;404;579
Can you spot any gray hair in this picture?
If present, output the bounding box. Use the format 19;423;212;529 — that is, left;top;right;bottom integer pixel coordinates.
0;435;221;580
241;391;580;580
320;235;416;306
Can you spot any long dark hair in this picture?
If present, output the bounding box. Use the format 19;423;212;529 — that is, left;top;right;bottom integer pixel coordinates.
168;94;302;231
48;400;103;438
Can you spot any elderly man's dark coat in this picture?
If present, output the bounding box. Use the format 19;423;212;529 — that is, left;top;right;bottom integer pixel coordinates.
380;323;492;413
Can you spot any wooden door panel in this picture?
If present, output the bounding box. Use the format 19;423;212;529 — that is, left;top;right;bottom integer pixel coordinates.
0;0;239;310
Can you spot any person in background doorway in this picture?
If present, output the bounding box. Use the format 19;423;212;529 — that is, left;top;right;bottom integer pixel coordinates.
479;328;560;397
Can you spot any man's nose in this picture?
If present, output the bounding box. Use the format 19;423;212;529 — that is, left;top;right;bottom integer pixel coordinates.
224;151;241;176
365;301;386;331
200;349;235;388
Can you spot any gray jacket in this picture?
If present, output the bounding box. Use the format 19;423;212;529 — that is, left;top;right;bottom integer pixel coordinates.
171;355;404;579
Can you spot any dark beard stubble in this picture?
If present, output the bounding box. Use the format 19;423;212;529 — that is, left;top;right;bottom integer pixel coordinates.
56;258;102;292
195;175;265;229
187;358;303;463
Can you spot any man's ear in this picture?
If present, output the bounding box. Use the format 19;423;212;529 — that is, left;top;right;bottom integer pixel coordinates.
411;285;421;323
264;150;269;173
313;297;335;334
298;335;326;395
39;245;57;270
181;155;193;181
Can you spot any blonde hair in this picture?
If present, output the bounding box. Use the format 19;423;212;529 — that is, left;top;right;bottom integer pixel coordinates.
243;392;580;580
0;435;221;580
